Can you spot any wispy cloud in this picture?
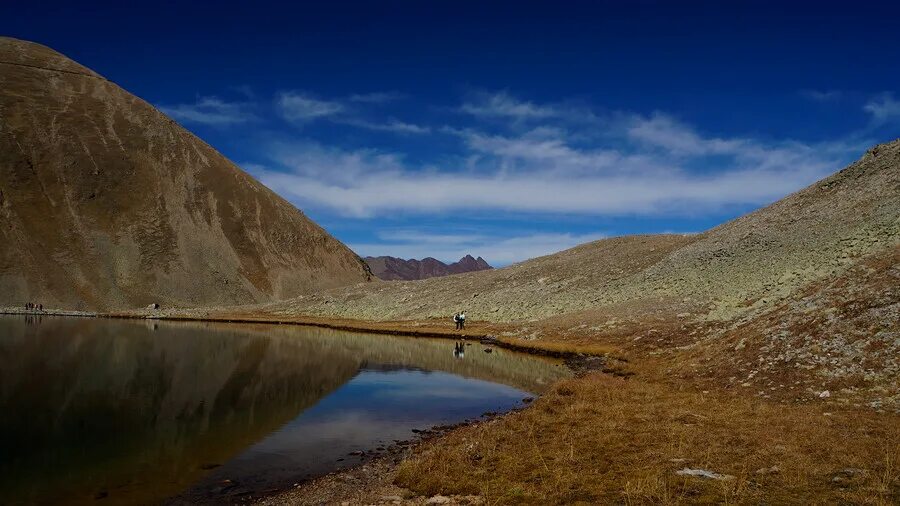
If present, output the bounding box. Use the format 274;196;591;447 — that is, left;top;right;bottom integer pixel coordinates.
460;91;561;119
626;114;748;156
277;91;344;122
458;91;600;127
351;229;608;265
348;91;406;104
253;108;860;219
800;89;842;102
159;96;256;125
338;118;431;134
276;90;425;134
167;87;878;264
863;92;900;124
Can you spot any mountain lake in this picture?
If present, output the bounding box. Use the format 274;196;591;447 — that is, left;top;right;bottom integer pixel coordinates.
0;315;569;504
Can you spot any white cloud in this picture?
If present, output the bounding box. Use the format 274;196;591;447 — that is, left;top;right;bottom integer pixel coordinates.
459;128;624;174
276;90;425;134
460;91;561;119
252;109;858;219
258;163;832;219
348;91;405;104
236;90;875;264
863;93;900;123
627;114;748;156
277;92;344;122
338;118;431;134
351;230;608;266
159;96;256;125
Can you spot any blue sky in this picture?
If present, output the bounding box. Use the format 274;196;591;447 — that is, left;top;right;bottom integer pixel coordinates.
3;1;899;265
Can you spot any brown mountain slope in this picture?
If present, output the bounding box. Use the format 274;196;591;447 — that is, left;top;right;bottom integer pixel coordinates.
365;254;492;281
0;37;371;310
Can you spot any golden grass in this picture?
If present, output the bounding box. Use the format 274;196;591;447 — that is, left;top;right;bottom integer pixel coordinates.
396;374;900;505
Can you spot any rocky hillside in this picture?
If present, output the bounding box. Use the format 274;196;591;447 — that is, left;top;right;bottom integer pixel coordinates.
0;37;371;310
269;140;899;323
365;254;492;281
265;140;899;408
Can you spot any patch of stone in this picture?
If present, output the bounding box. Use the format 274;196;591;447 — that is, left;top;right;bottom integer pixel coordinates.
675;468;735;481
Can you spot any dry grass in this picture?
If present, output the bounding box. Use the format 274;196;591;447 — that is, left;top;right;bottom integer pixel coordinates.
497;336;621;357
396;374;900;505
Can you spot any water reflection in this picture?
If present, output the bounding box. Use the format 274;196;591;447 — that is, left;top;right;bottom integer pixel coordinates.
0;316;567;505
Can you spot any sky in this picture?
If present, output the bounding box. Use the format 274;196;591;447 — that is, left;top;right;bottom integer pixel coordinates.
3;1;899;265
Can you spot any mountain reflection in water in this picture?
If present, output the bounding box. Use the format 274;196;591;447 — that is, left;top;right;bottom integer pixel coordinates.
0;316;568;505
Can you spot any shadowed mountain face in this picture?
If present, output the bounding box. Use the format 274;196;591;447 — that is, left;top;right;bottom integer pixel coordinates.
0;37;371;310
365;254;492;281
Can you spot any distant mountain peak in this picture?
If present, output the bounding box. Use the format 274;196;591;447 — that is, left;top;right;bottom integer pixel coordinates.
364;255;493;281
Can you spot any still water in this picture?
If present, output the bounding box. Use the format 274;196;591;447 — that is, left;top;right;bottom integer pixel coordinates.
0;315;568;505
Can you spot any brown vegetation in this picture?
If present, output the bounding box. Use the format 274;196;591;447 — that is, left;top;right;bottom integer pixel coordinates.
397;374;900;505
243;140;899;504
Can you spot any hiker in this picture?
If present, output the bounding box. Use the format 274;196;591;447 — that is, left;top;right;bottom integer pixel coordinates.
453;312;461;330
38;304;43;311
459;311;466;330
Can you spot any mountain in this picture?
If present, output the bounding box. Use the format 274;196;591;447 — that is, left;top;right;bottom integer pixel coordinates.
364;254;492;280
0;38;371;310
268;139;899;407
275;140;899;323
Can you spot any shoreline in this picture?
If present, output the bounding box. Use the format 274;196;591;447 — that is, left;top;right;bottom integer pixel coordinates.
5;308;897;504
1;307;595;504
1;307;616;368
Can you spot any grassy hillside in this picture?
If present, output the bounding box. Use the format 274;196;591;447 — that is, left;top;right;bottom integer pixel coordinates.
268;139;898;325
260;139;899;409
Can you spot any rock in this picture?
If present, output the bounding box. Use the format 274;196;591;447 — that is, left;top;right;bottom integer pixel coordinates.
484;348;493;353
819;390;831;398
836;467;867;477
676;468;735;480
426;496;452;504
755;465;780;475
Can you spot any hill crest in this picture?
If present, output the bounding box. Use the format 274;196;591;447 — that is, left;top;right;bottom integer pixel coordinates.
0;37;371;309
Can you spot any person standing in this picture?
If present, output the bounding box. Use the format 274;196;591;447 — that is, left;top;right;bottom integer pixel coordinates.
459;311;466;330
453;312;460;330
